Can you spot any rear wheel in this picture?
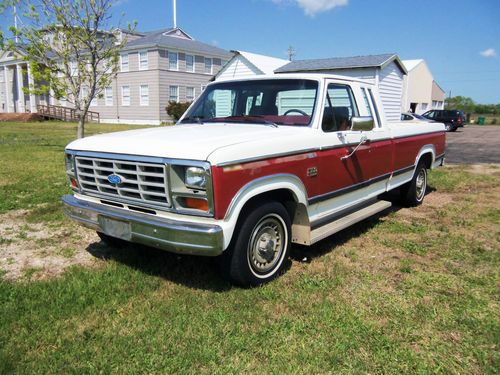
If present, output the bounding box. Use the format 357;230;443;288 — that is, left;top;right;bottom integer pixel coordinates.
400;162;427;207
219;201;291;287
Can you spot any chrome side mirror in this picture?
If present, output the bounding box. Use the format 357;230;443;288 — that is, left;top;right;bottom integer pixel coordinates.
351;116;374;131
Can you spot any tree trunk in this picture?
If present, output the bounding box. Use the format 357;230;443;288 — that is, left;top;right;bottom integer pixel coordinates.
77;116;85;139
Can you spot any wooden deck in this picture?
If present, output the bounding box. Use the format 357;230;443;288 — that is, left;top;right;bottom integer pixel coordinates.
37;104;100;123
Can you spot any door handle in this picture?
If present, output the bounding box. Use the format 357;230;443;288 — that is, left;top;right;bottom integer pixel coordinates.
341;135;368;161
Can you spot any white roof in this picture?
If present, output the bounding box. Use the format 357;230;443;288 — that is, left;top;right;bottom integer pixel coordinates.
236;50;289;75
402;59;424;71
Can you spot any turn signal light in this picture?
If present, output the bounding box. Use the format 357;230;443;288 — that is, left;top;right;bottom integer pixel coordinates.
184;197;208;211
70;177;78;189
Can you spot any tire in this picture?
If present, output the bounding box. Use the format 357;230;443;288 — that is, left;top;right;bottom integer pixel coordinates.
97;232;126;247
400;162;427;207
219;201;291;287
450;126;458;132
444;123;452;132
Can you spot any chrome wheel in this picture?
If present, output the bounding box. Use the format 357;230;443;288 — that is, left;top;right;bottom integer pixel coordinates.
415;168;427;201
247;214;287;276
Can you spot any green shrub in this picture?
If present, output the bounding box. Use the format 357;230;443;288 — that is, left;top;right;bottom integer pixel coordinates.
166;101;192;121
491;118;497;125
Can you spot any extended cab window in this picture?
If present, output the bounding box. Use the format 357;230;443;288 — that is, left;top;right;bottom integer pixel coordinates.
322;84;359;132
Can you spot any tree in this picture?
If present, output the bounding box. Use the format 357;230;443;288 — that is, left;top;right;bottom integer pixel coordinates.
7;0;134;138
444;96;475;113
166;101;192;122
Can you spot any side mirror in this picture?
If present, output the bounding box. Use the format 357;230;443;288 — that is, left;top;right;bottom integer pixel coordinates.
351;116;374;131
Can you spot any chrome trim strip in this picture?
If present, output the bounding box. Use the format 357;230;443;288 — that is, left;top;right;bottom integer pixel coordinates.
62;195;224;256
392;164;415;177
308;173;391;205
311;198;379;230
216;148;320;167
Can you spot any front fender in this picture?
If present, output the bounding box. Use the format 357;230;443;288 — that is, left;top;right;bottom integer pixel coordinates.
219;174;308;250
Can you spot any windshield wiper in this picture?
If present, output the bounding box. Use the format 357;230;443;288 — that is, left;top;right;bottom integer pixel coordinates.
179;116;204;124
217;115;278;128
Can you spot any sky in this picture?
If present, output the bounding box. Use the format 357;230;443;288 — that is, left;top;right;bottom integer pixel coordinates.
2;0;499;103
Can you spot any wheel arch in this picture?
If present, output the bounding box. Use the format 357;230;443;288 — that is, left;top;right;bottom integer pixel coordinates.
221;174;310;249
415;144;436;170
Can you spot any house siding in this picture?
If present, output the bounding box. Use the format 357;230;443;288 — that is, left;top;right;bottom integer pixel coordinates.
378;61;405;122
216;56;262;81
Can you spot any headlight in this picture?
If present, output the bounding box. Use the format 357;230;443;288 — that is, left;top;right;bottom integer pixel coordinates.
185;166;207;190
65;153;75;174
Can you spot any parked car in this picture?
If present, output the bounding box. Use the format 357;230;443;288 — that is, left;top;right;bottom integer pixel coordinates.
63;75;446;286
401;113;429;122
422;109;466;132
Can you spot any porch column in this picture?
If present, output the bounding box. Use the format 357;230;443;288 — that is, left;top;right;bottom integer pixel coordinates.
16;64;25;112
27;63;37;113
3;66;11;113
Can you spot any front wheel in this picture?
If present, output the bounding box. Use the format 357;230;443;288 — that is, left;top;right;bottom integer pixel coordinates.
400;162;427;207
219;201;291;287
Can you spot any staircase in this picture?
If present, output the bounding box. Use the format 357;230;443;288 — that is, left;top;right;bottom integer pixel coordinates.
37;104;100;123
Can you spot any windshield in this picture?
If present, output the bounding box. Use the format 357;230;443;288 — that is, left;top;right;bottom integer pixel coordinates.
181;79;318;126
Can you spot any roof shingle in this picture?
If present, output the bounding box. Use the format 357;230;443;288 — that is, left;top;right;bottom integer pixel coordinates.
124;28;231;57
275;53;405;73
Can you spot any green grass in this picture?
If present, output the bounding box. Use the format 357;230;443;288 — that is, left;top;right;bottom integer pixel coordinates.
0;122;499;373
0;121;143;217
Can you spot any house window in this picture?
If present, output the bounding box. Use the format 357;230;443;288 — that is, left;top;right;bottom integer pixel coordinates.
186;87;195;101
185;54;194;72
140;85;149;106
105;87;113;106
169;52;178;70
70;61;78;76
139;51;148;70
421;103;428;111
90;94;98;107
120;54;129;72
204;57;212;74
169;86;178;102
121;85;130;106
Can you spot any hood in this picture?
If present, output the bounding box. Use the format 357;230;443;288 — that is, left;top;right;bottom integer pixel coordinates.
66;123;305;161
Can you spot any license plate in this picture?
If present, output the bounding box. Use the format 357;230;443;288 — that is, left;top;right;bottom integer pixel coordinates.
99;216;131;241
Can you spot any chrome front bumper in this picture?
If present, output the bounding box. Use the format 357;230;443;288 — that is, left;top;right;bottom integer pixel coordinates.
62;195;224;256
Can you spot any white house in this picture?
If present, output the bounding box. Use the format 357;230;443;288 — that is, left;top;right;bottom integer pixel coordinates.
402;59;445;114
214;50;288;81
275;54;408;122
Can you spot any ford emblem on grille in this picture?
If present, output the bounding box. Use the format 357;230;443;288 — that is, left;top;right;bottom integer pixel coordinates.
107;174;123;185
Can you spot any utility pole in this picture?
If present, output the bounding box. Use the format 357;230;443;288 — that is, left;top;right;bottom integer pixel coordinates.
287;45;296;61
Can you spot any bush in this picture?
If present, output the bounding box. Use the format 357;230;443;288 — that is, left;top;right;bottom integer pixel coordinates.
491;118;497;125
166;101;192;121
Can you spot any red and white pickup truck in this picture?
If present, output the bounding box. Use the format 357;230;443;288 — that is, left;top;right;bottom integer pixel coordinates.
63;74;445;286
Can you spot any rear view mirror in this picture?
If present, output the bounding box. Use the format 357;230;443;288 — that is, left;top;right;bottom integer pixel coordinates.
351;116;374;131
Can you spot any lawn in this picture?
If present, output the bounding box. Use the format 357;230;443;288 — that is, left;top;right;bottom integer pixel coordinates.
0;121;499;373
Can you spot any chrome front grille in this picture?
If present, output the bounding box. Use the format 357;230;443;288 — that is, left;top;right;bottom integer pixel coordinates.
75;157;170;208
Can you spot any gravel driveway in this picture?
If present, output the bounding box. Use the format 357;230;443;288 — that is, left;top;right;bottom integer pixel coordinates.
445;125;500;164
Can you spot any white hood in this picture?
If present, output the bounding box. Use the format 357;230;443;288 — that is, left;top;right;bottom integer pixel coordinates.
66;123;310;162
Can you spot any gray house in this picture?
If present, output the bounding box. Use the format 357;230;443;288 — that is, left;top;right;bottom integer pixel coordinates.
0;27;232;124
275;54;408;122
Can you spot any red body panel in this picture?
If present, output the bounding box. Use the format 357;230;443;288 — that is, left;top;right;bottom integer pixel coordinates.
212;131;445;220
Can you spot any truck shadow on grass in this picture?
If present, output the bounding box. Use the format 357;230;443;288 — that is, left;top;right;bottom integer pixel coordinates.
86;187;435;290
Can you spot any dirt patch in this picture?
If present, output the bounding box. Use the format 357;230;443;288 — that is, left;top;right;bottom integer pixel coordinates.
0;113;44;122
0;209;103;281
445;163;500;175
